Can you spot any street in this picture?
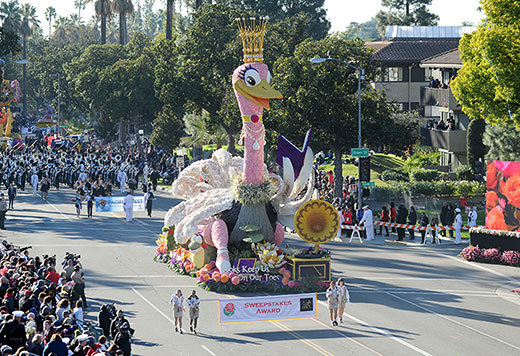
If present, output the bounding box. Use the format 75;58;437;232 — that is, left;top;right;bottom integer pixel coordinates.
1;187;520;356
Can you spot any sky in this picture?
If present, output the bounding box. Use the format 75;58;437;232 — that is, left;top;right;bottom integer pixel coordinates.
28;0;484;36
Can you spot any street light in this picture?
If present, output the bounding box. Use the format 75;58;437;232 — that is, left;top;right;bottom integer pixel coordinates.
310;54;365;210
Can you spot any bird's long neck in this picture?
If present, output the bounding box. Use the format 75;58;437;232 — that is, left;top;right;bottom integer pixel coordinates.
242;112;265;185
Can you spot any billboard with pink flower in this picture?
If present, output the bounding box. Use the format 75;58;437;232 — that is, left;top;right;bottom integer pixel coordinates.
486;161;520;231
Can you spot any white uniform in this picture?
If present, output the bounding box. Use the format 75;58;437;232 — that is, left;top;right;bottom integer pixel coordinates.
118;171;128;193
143;164;149;183
359;208;374;240
454;213;462;244
467;210;477;227
123;194;134;222
31;173;39;194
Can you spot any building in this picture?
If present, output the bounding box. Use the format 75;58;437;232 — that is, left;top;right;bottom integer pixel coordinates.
366;26;476;171
419;48;469;169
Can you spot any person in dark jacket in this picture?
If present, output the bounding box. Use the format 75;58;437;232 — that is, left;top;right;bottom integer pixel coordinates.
395;204;408;241
446;204;455;238
440;202;448;237
0;311;27;351
43;333;68;356
114;323;132;356
98;305;113;337
419;212;430;244
408;206;417;240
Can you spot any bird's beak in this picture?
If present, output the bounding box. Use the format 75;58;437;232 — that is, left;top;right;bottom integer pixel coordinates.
233;79;283;110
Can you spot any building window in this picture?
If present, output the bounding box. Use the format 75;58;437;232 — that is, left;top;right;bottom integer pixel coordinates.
383;67;403;82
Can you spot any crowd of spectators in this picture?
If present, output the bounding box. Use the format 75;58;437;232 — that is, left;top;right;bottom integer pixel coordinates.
0;241;132;356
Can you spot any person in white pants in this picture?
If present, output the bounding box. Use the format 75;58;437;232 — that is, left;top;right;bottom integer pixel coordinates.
454;208;462;244
359;205;374;241
31;171;39;194
123;192;134;222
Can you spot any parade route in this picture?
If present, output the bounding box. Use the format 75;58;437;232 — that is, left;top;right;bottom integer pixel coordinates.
1;188;520;356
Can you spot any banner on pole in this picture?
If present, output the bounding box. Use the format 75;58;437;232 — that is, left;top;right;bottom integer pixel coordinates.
218;293;317;324
95;196;145;212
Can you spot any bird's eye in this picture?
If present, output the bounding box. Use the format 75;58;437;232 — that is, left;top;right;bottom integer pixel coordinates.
266;71;272;84
244;69;261;87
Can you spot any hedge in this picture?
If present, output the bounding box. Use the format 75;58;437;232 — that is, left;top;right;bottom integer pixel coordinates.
410;168;440;182
372;180;484;198
380;169;409;182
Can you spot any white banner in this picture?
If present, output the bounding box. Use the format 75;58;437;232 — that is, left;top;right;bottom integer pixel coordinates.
95;196;145;212
218;293;317;324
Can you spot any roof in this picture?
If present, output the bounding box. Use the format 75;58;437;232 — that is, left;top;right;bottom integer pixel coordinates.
385;26;476;39
366;41;390;52
368;38;460;64
420;48;463;69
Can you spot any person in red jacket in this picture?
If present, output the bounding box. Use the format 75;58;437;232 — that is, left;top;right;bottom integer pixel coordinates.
45;266;60;285
343;206;354;238
377;206;390;236
389;202;397;233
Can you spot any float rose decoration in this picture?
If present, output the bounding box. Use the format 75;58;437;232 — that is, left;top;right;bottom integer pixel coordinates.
294;200;340;246
486;161;520;231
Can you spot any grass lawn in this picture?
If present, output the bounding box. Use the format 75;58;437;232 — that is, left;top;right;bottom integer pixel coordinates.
318;153;406;186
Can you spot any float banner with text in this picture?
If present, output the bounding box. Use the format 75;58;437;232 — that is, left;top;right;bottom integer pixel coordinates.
95;196;145;212
218;293;317;324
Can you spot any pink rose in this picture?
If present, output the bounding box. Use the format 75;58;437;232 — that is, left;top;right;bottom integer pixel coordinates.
495;161;520;178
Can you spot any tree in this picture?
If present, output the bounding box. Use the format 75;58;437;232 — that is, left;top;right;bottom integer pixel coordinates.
74;0;86;22
20;3;39;115
0;27;20;57
483;124;520;161
44;7;56;37
466;118;487;172
87;0;112;44
224;0;330;39
150;104;184;151
0;0;21;33
112;0;134;45
269;36;410;198
451;0;520;128
341;17;379;41
376;0;439;35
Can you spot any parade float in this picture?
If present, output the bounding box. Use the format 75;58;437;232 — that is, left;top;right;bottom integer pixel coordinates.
0;59;20;142
155;17;338;292
462;161;520;267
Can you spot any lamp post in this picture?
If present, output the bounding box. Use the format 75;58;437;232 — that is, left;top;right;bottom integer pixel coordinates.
50;73;61;137
310;55;365;210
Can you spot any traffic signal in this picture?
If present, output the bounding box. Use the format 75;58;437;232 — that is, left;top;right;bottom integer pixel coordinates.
359;156;370;182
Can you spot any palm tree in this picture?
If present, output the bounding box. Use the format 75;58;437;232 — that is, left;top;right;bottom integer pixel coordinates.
166;0;173;40
74;0;86;22
112;0;133;45
87;0;112;44
0;0;22;32
69;13;82;26
53;16;71;42
44;6;56;37
20;3;39;115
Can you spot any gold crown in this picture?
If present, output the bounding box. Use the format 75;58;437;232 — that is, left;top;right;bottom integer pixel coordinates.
236;17;268;63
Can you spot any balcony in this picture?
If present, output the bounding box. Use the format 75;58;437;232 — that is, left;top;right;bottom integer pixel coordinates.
421;87;461;110
420;127;467;153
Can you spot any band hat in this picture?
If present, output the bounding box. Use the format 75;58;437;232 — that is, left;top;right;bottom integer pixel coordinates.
12;311;24;318
455;208;461;212
77;334;89;342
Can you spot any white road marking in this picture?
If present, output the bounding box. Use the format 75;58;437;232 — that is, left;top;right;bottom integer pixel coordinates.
43;198;73;222
385;291;520;351
131;287;174;326
201;345;216;356
316;300;433;356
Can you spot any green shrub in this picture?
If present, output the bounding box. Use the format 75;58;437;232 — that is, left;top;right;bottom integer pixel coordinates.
405;150;440;169
436;181;455;196
410;168;440;182
380;169;409;182
454;180;485;198
455;165;474;181
409;181;436;196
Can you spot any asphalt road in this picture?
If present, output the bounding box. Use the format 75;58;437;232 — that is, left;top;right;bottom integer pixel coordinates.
1;186;520;356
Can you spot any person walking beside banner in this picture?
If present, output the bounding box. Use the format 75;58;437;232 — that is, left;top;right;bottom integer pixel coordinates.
123;192;134;222
454;208;462;244
359;205;374;241
408;206;417;240
0;194;7;230
326;281;339;326
186;290;200;335
336;278;350;323
7;183;16;209
170;289;184;334
31;169;38;194
144;187;154;218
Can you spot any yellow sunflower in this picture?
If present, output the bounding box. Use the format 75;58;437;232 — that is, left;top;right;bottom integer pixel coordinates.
294;200;340;245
